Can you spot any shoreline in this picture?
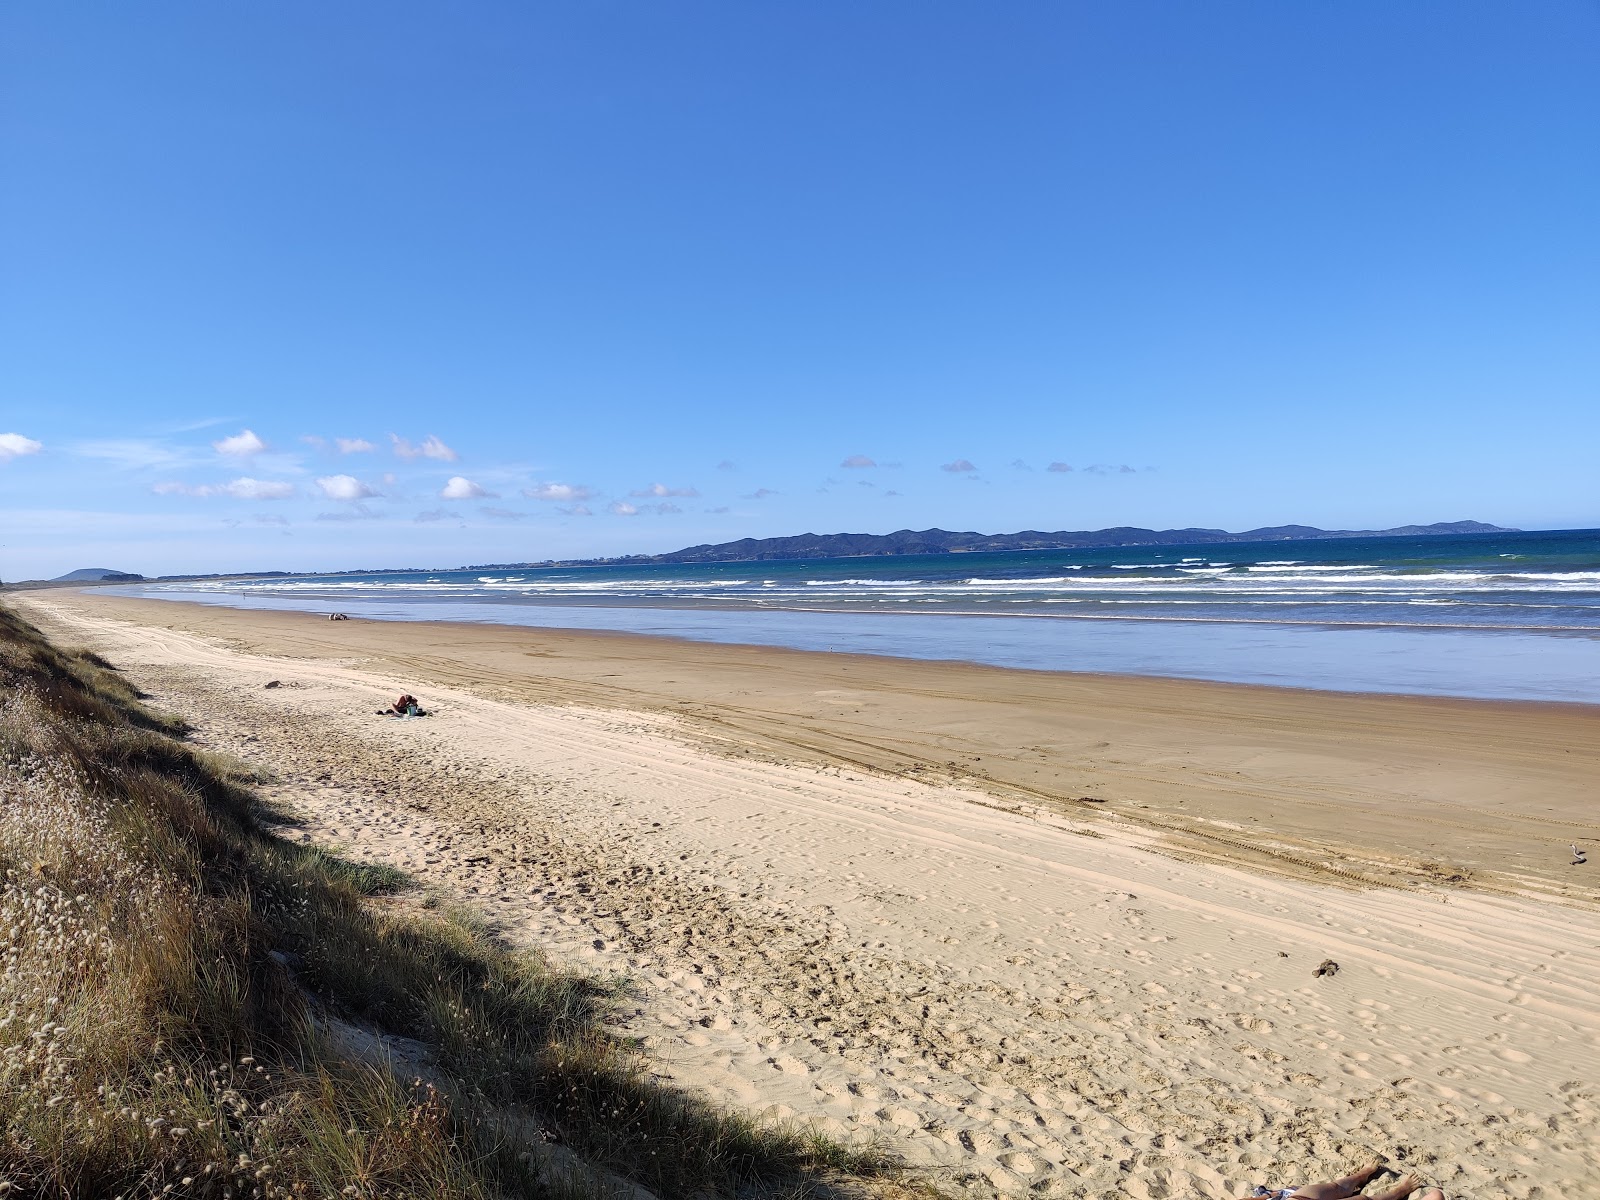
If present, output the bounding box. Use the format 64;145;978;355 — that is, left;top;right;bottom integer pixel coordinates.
108;584;1600;705
9;584;1599;1198
126;581;1600;634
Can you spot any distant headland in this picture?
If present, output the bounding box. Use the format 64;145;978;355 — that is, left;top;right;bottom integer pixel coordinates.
479;519;1516;568
8;520;1517;585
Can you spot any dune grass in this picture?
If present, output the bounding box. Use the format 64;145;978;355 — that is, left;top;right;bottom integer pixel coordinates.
0;603;906;1198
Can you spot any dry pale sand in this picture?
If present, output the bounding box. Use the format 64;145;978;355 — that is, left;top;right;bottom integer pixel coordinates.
15;590;1600;1199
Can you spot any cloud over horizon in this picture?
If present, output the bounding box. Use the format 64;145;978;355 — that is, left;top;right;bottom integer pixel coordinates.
316;474;379;501
524;482;596;502
940;459;978;473
629;482;699;498
213;429;267;456
0;433;43;462
391;433;458;462
440;476;494;500
336;437;375;454
841;455;876;469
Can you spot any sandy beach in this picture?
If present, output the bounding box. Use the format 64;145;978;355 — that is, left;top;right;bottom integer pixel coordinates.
14;588;1600;1198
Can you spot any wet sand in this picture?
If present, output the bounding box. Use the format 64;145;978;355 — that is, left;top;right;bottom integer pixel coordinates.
13;588;1600;1198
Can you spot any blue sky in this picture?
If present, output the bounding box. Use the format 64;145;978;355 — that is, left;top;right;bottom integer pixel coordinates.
2;2;1596;579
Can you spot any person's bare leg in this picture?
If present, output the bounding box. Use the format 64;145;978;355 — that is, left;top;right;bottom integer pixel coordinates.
1363;1175;1430;1200
1289;1161;1392;1200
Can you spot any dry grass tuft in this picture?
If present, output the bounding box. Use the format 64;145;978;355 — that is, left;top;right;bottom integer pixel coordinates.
0;604;906;1198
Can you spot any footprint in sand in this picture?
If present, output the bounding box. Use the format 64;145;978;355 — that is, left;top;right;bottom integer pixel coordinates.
769;1055;811;1076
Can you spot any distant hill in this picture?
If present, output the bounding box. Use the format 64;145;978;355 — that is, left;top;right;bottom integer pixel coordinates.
52;568;146;582
575;520;1515;566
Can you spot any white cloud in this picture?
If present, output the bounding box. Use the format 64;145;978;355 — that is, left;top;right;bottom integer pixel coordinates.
652;502;682;515
214;429;267;456
558;504;594;517
336;437;375;454
440;476;494;500
940;459;978;473
609;501;639;516
0;433;43;462
391;433;458;461
316;474;379;501
841;454;876;469
301;434;328;450
523;481;596;502
629;482;699;498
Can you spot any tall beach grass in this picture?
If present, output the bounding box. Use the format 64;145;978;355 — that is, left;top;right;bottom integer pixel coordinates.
0;603;904;1198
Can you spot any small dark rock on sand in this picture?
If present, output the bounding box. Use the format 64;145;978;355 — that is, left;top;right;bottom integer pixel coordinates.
264;680;281;689
1313;959;1340;978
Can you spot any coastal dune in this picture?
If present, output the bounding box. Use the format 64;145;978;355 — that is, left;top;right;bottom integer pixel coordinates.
17;588;1600;1198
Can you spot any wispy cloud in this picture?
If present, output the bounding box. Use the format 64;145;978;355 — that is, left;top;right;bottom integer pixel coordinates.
523;482;596;502
613;501;680;515
317;505;380;521
742;488;778;500
704;506;730;514
940;459;978;473
336;437;375;454
0;433;43;462
391;433;458;462
72;438;197;471
316;474;379;501
440;476;495;500
1046;461;1073;473
301;435;328;451
254;513;290;526
152;477;295;500
414;508;461;523
225;477;295;500
1082;463;1139;475
558;504;594;517
629;482;699;498
841;454;876;469
213;429;267;456
479;506;527;520
1011;459;1032;470
716;460;738;471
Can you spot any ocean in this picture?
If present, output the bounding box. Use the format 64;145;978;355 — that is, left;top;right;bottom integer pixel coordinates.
128;527;1600;703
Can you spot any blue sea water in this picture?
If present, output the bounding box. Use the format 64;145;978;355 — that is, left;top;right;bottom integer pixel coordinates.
128;528;1600;703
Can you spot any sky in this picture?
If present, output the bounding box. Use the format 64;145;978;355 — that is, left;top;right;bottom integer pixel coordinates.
2;2;1597;579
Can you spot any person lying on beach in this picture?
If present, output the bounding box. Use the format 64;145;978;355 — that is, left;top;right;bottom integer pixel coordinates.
379;693;427;717
1241;1160;1443;1200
